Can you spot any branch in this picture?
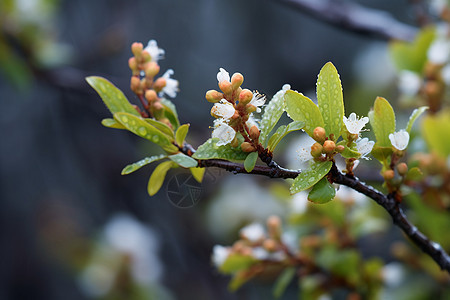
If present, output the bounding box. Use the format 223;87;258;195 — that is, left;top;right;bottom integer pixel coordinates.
275;0;418;42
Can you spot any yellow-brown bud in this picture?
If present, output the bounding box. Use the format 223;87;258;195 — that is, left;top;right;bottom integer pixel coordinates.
141;50;151;63
313;127;326;143
131;42;143;56
145;62;160;78
241;142;256;152
219;80;232;94
153;101;164;111
239;89;253;105
311;142;323;158
205;90;223;103
323;140;336;154
231;72;244;90
249;125;260;141
230;137;239;148
383;169;395;180
130;76;141;93
145;89;158;102
336;145;345;153
246;104;257;114
397;163;408;176
128;57;138;72
153;77;166;92
263;239;278;252
267;215;281;240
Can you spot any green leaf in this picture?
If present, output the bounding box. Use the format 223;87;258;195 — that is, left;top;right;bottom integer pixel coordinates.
259;86;287;146
268;121;305;151
389;26;435;73
316;62;344;140
406;167;424;181
273;267;296;299
369;97;396;148
370;145;393;164
192;138;248;161
336;141;360;159
121;154;167;175
147;161;174;196
290;161;332;194
160;98;180;129
101;118;126;129
86;76;140;116
284;90;324;137
308;177;336;204
175;124;190;146
114;112;178;153
406;106;428;133
244;152;258;172
168;153;198;168
190;167;206;183
220;254;256;274
145;118;174;140
422;110;450;157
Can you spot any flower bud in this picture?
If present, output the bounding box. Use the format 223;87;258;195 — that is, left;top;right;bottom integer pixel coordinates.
241;142;256;152
383;169;395;180
230;137;239;148
249;125;260;141
323;140;336;154
231;72;244;90
311;142;323;158
263;239;278;252
153;101;164;111
336;145;345;153
205;90;223;103
128;57;138;72
130;76;141;93
141;50;151;63
219;80;232;94
396;163;408;176
239;89;253;105
313;127;326;143
153;77;166;92
145;89;158;102
267;215;281;240
246;104;257;114
145;62;160;78
131;42;143;56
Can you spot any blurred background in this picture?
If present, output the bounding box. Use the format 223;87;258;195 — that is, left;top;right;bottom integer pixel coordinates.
1;0;447;299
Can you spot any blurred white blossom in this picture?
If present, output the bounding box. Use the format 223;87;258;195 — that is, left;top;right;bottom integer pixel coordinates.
398;70;421;96
144;39;165;62
389;130;409;150
240;223;265;242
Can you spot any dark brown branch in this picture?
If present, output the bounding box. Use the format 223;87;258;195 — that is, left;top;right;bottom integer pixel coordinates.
276;0;418;42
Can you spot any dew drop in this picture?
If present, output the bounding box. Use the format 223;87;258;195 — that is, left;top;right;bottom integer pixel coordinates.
152;135;160;143
121;116;128;123
308;177;315;183
296;108;301;113
321;87;326;91
138;127;147;135
324;104;328;109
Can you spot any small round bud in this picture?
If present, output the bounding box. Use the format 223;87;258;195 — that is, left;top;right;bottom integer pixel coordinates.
323;140;336;154
336;145;345;153
230;137;239;148
153;77;166;92
239;89;253;105
219;80;232;94
130;76;141;93
145;89;158;102
246;104;257;114
231;72;244;90
267;216;281;240
311;142;323;158
145;62;160;78
383;169;395;180
397;163;408;176
313;127;326;143
128;57;138;71
263;239;278;252
241;142;256;152
160;118;172;128
153;101;163;111
249;125;260;141
205;90;224;103
141;50;151;63
131;42;143;56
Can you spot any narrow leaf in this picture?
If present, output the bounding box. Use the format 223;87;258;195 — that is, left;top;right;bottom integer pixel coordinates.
175;124;190;146
101;118;126;129
406;106;428;133
192;138;248;161
114;112;178;153
290;161;332;194
86;76;140;116
268;121;305;151
190;167;206;183
316;62;344;140
147;161;174;196
259;86;288;146
121;154;167;175
369;97;396;148
284;90;324;137
168;153;198;168
308;177;336;204
244;152;258;172
160;98;180;129
145;118;174;139
220;254;256;274
273;267;296;299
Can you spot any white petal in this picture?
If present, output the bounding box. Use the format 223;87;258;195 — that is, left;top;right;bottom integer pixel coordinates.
212;245;230;267
211;100;235;119
240;223;265;242
160;69;179;98
217;67;230;83
250;93;266;107
212;121;236;146
144;40;165;62
343;112;369;134
398;70;421;96
389;130;409;150
355;138;374;159
428;39;450;64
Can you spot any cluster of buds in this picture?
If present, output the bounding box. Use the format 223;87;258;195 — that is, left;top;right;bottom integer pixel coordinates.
128;40;178;123
305;126;344;163
206;68;265;150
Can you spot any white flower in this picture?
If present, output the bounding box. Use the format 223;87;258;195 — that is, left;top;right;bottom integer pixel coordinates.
240;223;265;242
217;67;230;83
211;99;235;119
427;39;450;64
249;92;266;113
355;138;374;160
343;113;369;135
212;245;230;267
389;129;410;150
159;69;179;98
297;135;316;164
291;191;308;214
398;70;421;96
144;40;165;62
212;119;236;146
382;262;405;287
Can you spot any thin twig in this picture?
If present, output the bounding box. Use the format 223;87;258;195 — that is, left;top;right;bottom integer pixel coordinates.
276;0;418;41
